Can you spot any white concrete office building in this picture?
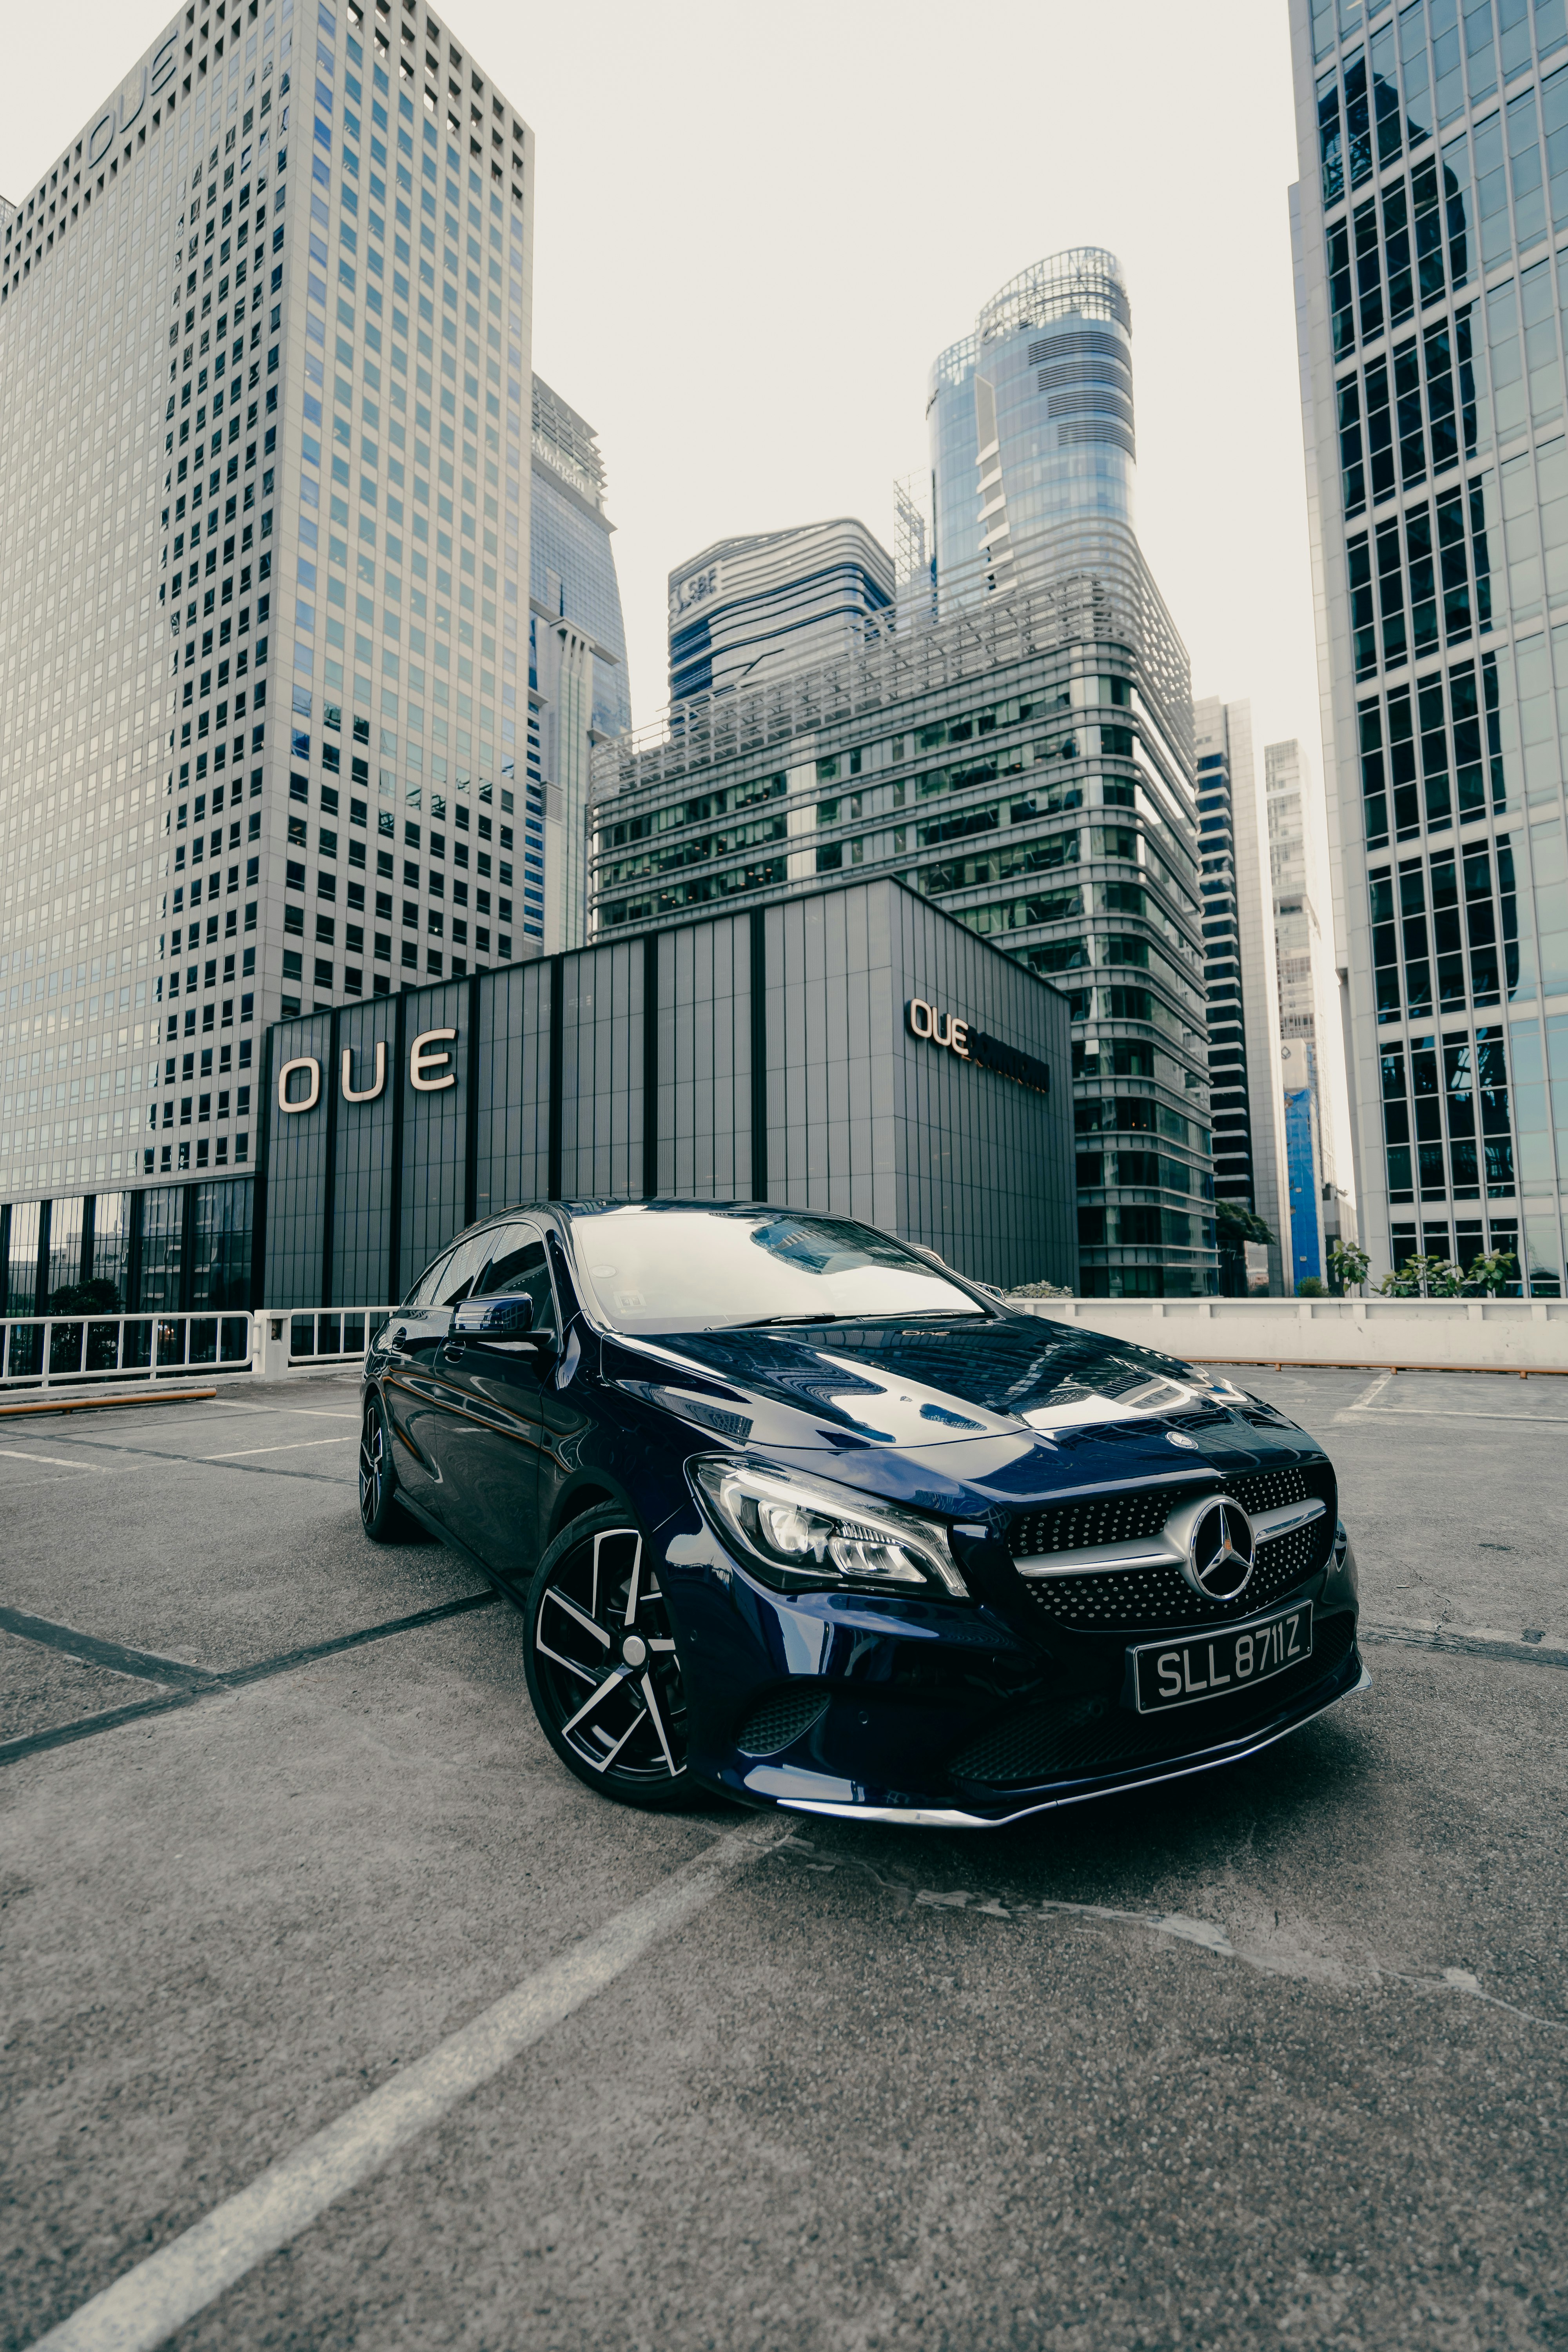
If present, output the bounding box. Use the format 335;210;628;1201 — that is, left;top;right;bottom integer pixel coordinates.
0;0;534;1253
1265;735;1355;1278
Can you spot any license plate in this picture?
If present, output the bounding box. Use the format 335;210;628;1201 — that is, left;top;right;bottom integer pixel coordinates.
1128;1602;1314;1715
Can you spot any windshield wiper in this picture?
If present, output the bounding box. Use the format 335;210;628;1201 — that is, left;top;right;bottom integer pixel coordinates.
723;1308;984;1329
724;1311;858;1328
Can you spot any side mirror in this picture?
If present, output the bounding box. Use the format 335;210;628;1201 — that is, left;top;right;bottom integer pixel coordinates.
451;1292;535;1340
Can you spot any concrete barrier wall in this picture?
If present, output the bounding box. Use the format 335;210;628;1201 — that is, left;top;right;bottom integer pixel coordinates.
1009;1295;1568;1372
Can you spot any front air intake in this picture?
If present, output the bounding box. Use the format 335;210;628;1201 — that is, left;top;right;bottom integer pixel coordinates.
736;1688;830;1756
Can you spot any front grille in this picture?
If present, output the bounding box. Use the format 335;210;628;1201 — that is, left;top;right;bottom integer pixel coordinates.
1008;1482;1195;1560
1007;1466;1308;1565
1022;1518;1331;1634
1224;1466;1309;1516
736;1688;831;1756
948;1613;1358;1788
1020;1468;1335;1637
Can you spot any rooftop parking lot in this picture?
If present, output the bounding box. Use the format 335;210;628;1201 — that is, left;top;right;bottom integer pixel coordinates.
2;1362;1565;2352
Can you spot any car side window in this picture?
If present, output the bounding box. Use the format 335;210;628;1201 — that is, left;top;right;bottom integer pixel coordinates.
434;1232;495;1308
403;1249;455;1308
476;1226;556;1336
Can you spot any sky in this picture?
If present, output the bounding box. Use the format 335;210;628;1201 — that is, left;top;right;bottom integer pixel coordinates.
2;0;1321;777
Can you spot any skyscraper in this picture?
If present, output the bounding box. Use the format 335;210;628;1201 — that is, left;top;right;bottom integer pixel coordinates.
530;375;630;739
0;0;533;1301
926;249;1135;602
528;374;630;951
592;255;1217;1298
666;521;894;704
1266;735;1352;1285
1291;0;1568;1294
1193;698;1291;1292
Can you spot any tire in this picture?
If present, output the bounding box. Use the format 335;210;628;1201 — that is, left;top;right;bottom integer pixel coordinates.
358;1390;411;1543
522;1505;702;1809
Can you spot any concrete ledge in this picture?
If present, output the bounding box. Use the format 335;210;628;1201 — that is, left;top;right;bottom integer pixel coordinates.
1009;1296;1568;1372
0;1386;219;1417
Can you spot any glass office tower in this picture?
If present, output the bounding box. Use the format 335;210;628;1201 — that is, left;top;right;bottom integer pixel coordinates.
528;375;630;951
927;250;1136;603
1193;697;1291;1291
530;376;630;739
1291;0;1568;1291
0;0;534;1303
667;521;895;704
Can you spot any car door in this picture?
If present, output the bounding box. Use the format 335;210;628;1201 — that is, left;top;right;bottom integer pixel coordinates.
435;1221;558;1582
380;1229;494;1519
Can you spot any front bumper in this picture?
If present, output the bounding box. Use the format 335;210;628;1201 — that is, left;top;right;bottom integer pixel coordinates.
661;1512;1366;1828
761;1650;1372;1828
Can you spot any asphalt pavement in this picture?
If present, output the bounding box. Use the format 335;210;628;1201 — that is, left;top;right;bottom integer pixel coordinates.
1;1362;1564;2351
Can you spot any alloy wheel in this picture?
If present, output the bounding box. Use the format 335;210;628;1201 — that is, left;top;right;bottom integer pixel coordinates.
531;1524;688;1788
359;1401;386;1529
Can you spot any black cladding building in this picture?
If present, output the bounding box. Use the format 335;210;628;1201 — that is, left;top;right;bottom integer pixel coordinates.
261;878;1074;1305
0;880;1075;1315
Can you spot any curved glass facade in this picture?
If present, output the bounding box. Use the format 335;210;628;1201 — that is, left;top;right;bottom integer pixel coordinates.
667;521;894;704
927;250;1136;601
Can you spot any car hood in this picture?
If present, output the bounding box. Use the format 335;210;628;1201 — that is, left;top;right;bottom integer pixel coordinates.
602;1312;1319;1515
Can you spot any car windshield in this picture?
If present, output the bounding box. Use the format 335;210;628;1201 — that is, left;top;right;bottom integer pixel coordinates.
568;1207;987;1334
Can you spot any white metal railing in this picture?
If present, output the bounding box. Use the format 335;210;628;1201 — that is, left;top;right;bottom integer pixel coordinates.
278;1308;393;1366
0;1311;254;1389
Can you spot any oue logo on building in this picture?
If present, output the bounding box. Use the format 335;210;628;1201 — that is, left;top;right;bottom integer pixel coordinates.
276;1030;456;1112
905;999;1052;1098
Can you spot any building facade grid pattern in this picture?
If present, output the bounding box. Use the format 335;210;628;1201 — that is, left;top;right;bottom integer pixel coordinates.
1294;0;1568;1289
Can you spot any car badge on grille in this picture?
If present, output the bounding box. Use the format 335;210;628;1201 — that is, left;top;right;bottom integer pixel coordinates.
1181;1498;1256;1601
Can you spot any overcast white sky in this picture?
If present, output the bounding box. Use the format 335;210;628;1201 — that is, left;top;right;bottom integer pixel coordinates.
4;0;1319;775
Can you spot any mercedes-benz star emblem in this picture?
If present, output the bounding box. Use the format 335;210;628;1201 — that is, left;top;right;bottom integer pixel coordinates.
1183;1498;1256;1601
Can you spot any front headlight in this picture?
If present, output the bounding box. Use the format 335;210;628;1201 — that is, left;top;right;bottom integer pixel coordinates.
691;1456;971;1599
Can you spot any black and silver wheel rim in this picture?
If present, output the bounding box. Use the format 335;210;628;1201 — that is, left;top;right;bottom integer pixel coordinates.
533;1525;687;1786
359;1403;385;1526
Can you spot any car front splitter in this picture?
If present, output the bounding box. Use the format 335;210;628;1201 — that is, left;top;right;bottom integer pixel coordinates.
771;1661;1373;1829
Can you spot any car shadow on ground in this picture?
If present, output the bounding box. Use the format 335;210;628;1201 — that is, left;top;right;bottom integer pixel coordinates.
767;1701;1380;1916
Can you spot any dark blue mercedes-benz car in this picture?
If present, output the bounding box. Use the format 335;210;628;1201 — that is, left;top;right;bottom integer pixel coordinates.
359;1201;1366;1828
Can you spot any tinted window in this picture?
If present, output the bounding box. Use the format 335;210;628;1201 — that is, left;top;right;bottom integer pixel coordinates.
477;1226;555;1334
403;1249;454;1308
432;1231;494;1307
568;1208;985;1334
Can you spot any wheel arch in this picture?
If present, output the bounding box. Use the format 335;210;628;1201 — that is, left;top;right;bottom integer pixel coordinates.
548;1478;628;1543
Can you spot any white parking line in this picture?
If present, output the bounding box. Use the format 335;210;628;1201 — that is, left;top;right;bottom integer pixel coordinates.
0;1449;113;1472
29;1822;788;2352
1346;1405;1568;1425
201;1437;359;1460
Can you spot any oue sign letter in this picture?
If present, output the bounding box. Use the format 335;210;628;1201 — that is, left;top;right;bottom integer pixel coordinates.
905;997;1051;1097
906;998;970;1056
410;1028;457;1091
276;1055;321;1112
276;1031;452;1112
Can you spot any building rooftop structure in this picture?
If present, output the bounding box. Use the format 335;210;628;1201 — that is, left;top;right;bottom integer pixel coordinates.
667;519;894;705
